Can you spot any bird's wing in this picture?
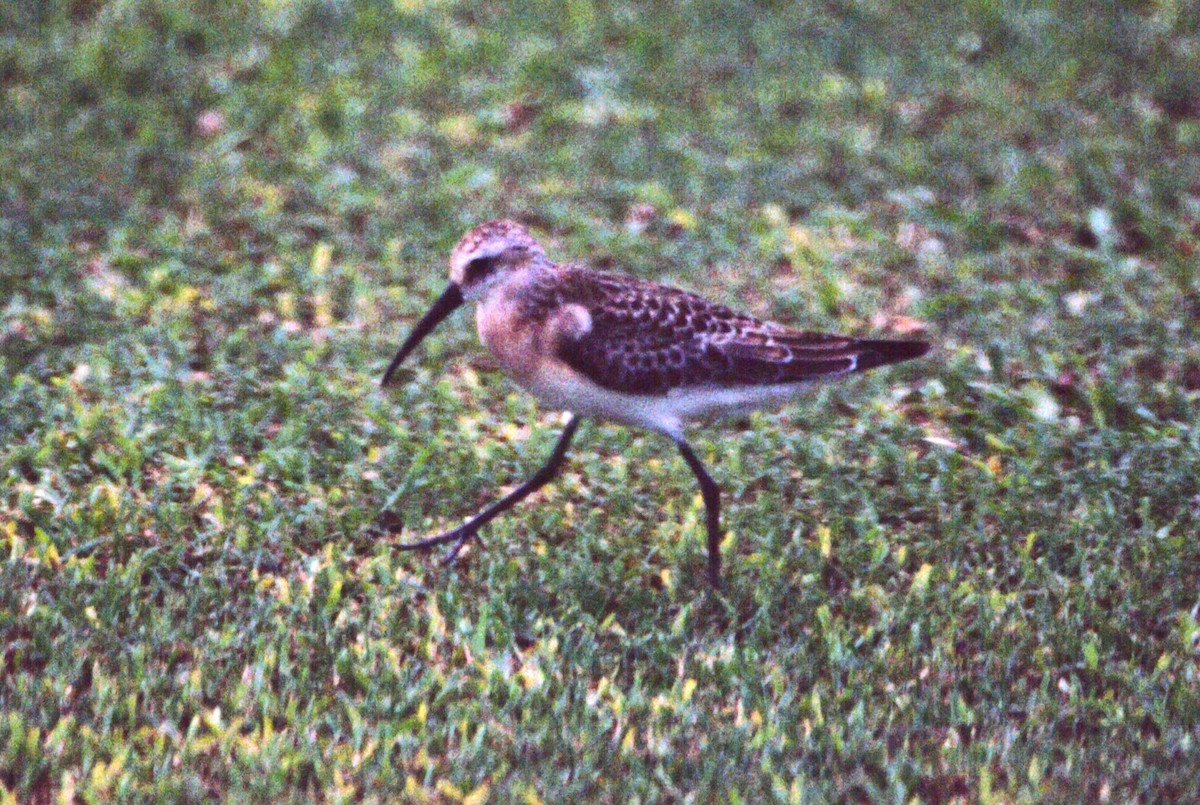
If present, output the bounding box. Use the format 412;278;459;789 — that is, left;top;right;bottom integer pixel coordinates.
556;272;926;395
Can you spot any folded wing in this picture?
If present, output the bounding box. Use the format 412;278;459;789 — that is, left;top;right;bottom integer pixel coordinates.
556;272;927;395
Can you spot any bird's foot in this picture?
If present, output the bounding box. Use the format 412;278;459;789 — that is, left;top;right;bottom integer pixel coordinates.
367;510;405;539
395;523;483;566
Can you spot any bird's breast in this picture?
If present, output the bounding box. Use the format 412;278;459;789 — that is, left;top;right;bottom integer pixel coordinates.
476;295;538;380
476;293;597;404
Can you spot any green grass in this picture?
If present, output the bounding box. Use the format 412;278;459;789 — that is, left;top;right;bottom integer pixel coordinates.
3;0;1200;801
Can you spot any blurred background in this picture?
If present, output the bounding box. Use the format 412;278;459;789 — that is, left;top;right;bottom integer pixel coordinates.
2;0;1200;801
4;1;1199;381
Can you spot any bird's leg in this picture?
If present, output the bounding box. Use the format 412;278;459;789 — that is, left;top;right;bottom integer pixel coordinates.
673;439;723;588
396;415;581;565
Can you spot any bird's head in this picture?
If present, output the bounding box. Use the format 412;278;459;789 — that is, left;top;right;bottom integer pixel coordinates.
381;220;546;386
448;219;546;301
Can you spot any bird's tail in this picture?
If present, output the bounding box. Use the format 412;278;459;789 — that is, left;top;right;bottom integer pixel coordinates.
852;339;930;372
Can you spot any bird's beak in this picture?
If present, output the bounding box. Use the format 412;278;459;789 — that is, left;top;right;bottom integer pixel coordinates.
381;283;465;387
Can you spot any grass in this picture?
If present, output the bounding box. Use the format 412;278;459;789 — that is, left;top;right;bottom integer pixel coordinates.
3;0;1200;801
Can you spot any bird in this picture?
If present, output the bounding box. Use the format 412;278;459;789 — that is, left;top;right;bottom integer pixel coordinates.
381;219;928;587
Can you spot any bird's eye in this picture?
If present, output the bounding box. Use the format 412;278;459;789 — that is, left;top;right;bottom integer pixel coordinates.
464;256;498;283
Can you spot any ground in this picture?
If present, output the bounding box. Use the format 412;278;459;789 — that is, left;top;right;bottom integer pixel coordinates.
2;1;1200;802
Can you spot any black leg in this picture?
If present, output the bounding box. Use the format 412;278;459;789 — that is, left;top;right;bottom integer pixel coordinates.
396;416;581;565
674;439;723;588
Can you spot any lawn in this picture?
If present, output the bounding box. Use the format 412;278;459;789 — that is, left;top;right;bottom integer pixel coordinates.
3;0;1200;801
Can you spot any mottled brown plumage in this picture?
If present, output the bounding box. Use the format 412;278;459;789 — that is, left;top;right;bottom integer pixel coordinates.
549;268;926;394
380;219;929;586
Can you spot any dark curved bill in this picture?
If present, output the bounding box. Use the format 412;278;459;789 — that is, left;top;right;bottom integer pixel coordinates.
381;283;464;387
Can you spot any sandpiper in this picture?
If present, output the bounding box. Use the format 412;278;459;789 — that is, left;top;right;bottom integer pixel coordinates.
382;219;928;587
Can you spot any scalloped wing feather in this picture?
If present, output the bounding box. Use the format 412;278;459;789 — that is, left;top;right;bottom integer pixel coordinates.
556;271;927;395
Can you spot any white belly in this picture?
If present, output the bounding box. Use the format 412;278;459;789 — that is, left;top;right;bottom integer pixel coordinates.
519;359;811;437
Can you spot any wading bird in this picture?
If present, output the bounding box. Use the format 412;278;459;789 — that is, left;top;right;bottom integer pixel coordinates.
382;220;927;587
